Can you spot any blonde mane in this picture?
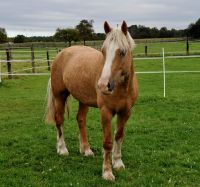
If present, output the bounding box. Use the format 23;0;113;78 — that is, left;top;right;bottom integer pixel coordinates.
102;28;135;52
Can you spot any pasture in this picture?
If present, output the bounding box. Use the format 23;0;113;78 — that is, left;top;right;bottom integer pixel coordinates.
0;41;200;186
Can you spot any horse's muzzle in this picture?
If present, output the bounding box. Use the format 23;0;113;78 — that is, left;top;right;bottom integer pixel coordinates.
97;79;115;95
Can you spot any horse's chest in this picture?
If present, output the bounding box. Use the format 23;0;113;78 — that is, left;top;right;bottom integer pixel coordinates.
98;95;133;113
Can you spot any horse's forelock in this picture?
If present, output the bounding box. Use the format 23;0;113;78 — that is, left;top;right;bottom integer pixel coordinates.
102;29;135;52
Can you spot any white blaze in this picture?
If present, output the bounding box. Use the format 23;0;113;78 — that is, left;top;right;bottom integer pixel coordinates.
98;42;117;86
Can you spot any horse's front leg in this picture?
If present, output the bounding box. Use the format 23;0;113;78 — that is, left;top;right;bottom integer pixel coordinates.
112;110;131;170
101;107;115;181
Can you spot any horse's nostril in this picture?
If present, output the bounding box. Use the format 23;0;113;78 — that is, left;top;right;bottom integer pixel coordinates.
107;81;115;92
107;82;111;89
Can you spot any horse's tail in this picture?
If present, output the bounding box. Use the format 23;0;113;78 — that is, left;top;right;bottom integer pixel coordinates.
45;78;56;124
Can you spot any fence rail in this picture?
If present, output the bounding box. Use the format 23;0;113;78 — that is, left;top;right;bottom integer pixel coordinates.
1;54;200;76
0;47;200;98
1;70;200;76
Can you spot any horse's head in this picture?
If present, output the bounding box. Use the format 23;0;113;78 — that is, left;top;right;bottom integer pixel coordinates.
97;21;135;95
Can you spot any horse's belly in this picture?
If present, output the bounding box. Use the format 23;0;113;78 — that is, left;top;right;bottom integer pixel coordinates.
63;67;99;107
69;85;98;107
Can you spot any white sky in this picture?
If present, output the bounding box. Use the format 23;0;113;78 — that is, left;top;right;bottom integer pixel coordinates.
1;0;200;37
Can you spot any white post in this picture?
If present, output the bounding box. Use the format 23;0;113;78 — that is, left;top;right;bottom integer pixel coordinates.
162;48;166;98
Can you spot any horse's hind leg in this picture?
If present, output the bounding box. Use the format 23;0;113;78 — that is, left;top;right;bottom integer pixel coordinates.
76;102;94;156
55;96;69;156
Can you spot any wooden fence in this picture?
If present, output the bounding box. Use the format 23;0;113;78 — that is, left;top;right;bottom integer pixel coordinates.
0;38;197;79
0;46;58;79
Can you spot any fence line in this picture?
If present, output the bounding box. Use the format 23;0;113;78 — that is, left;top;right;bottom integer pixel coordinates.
136;70;200;74
1;70;200;77
134;55;200;60
0;50;200;55
0;48;200;98
12;66;50;73
0;73;50;76
1;55;200;63
0;59;54;63
0;49;59;53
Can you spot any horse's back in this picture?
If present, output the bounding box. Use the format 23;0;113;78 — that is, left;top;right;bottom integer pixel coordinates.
51;46;103;106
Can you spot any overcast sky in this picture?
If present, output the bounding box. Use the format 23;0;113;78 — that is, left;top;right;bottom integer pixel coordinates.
1;0;200;37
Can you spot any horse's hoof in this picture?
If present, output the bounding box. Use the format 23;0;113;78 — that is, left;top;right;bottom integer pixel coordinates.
84;149;94;157
80;147;94;157
102;171;115;181
57;147;69;156
112;159;125;171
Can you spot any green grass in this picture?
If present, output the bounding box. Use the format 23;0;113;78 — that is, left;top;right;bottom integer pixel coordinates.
0;54;200;186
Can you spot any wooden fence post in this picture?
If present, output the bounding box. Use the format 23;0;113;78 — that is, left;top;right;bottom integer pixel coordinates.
31;45;35;73
6;48;12;79
186;35;189;55
145;45;148;56
46;49;50;71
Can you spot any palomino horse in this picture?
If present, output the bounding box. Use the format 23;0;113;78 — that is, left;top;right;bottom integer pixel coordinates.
45;21;138;181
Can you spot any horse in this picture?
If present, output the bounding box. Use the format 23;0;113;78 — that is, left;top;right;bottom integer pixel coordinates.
45;21;138;181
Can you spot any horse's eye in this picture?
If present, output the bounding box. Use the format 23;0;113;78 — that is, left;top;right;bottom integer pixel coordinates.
119;50;126;57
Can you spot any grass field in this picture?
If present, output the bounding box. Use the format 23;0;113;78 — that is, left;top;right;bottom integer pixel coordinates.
0;53;200;186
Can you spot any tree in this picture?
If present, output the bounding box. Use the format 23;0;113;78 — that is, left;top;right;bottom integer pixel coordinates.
188;18;200;38
137;25;151;38
0;27;7;43
0;28;6;35
76;19;94;45
13;35;26;43
54;28;79;46
159;27;168;38
151;27;160;38
93;33;105;40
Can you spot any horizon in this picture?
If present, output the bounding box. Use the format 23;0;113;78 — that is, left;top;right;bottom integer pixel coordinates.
6;22;191;38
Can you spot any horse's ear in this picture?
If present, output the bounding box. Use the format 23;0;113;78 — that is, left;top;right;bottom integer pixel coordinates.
121;20;128;35
104;21;111;34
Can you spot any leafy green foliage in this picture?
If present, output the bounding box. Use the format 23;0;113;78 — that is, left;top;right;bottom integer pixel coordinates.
13;35;26;43
54;28;80;45
188;18;200;39
128;25;186;39
76;19;94;44
0;28;7;44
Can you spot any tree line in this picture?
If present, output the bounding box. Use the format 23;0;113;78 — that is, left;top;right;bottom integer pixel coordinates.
128;25;186;39
0;18;200;44
128;18;200;39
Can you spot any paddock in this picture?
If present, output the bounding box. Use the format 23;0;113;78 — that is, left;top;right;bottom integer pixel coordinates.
0;43;200;186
